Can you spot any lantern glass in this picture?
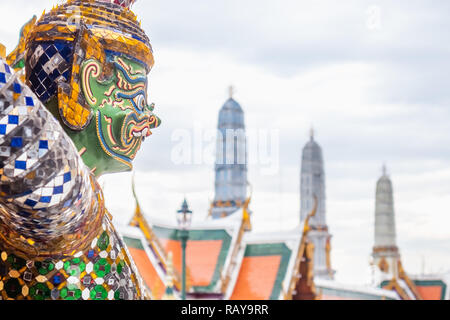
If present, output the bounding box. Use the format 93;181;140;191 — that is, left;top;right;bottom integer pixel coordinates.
177;200;193;230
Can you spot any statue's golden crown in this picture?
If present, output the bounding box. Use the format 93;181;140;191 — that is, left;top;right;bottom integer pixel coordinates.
26;0;153;71
97;0;136;9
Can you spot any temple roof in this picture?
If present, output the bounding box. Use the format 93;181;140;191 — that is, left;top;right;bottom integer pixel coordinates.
378;260;424;300
315;279;399;300
119;202;316;300
225;228;303;300
118;225;169;300
120;177;319;300
411;277;448;300
378;265;450;300
149;209;244;295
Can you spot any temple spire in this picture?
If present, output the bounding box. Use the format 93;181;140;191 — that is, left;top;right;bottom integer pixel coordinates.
372;165;400;278
211;87;247;219
300;130;334;279
371;168;422;298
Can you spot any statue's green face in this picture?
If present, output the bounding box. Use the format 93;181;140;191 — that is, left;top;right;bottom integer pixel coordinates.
72;55;160;176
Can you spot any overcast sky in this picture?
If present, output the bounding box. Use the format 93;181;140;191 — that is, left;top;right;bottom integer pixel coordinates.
1;0;450;286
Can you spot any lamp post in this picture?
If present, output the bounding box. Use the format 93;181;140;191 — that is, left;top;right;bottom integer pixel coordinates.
176;198;192;300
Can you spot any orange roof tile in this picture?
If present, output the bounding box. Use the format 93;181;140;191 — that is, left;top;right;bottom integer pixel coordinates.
128;247;165;299
160;239;224;287
152;226;234;292
413;279;449;300
230;255;282;300
416;285;442;300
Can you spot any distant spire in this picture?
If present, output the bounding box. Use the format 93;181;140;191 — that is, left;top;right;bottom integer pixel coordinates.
228;85;234;99
213;85;247;219
372;165;400;280
300;126;334;280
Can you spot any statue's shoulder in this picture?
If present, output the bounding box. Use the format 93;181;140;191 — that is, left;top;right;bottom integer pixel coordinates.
0;58;40;117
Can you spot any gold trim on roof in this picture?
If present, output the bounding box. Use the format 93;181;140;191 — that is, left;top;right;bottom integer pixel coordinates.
398;260;423;300
129;173;183;291
286;195;318;300
219;186;253;295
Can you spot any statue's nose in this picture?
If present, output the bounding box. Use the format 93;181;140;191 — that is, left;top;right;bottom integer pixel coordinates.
148;114;161;129
147;103;161;129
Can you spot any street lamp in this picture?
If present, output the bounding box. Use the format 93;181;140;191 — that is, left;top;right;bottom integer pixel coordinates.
176;198;192;300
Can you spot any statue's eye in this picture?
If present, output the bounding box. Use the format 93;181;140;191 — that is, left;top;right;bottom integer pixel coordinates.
133;94;146;112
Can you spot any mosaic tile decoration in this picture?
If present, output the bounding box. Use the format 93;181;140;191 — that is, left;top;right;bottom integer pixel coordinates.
0;58;146;299
0;216;144;300
98;0;136;8
26;41;73;104
0;58;98;255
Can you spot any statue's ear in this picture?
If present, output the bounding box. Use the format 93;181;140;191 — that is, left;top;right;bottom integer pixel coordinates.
58;23;105;131
80;59;103;108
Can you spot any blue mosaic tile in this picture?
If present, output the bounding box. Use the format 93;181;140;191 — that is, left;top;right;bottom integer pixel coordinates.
53;185;63;194
63;172;71;183
25;96;34;106
39;196;52;203
8;115;19;125
15;160;27;170
13;82;22;94
11;137;23;148
39;140;48;149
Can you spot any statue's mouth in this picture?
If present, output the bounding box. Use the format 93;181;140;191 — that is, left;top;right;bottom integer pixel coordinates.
130;123;152;141
101;109;160;161
122;112;159;148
